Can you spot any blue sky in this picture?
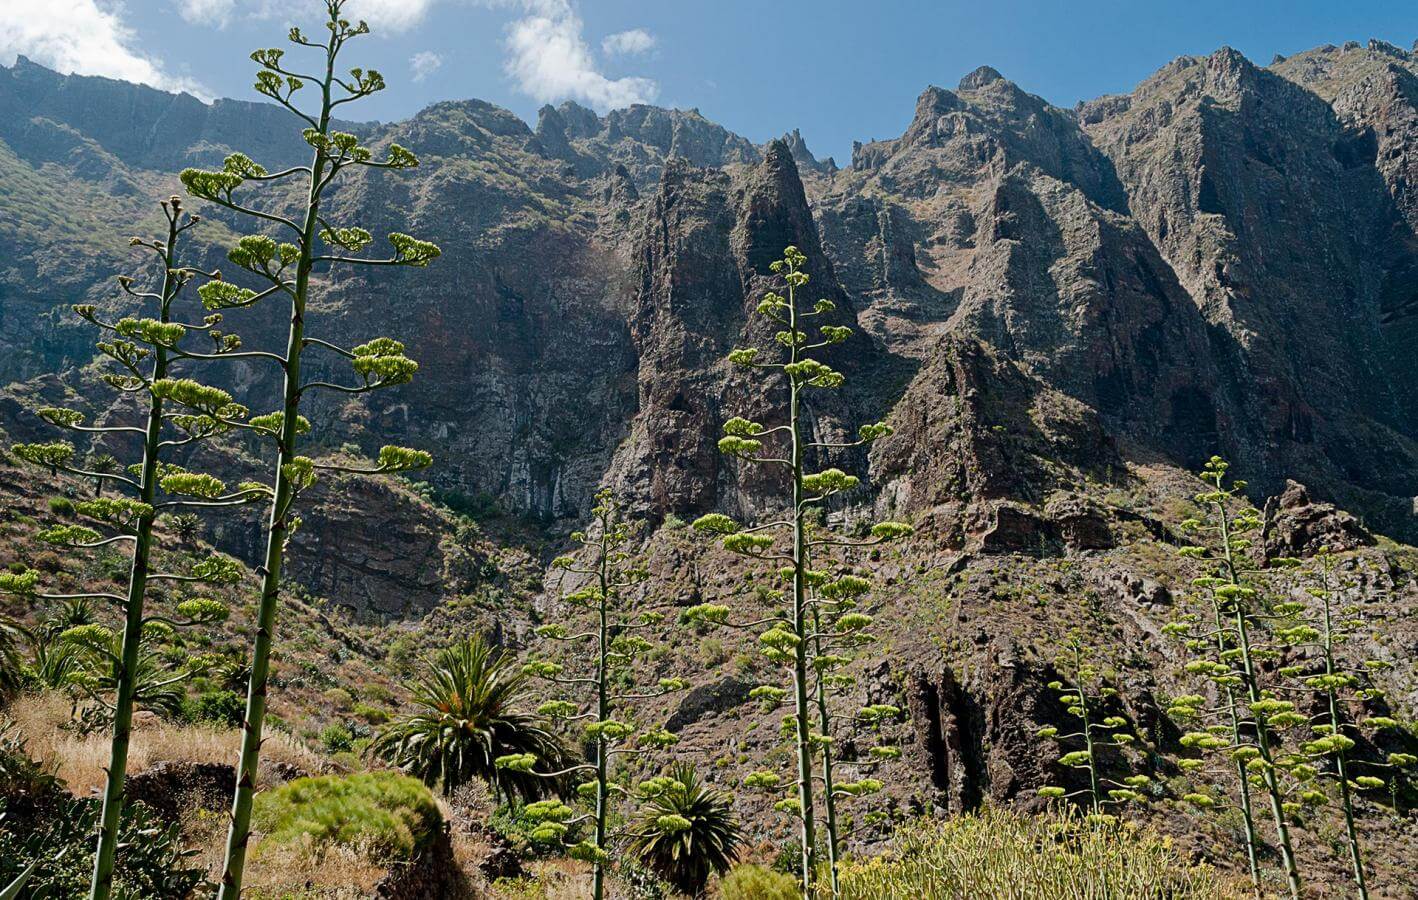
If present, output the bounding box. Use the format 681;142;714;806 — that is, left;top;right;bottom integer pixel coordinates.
5;1;1418;164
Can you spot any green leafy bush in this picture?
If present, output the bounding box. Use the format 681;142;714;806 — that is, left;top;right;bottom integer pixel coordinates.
318;723;354;754
0;796;207;898
353;702;390;725
251;772;442;862
182;688;244;728
721;863;801;900
45;497;74;517
830;806;1230;899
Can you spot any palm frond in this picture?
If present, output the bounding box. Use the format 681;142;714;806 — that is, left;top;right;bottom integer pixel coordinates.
371;635;569;800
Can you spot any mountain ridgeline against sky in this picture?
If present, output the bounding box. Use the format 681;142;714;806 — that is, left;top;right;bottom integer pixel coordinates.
5;38;1418;544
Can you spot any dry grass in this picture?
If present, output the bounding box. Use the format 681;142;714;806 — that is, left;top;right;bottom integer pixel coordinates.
6;691;326;795
240;839;389;899
832;806;1246;900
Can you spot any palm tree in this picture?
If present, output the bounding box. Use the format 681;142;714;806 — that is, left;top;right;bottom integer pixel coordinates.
628;765;743;896
61;627;189;731
371;635;567;801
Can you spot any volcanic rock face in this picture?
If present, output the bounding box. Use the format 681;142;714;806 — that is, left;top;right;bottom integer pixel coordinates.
6;41;1418;590
1081;49;1418;528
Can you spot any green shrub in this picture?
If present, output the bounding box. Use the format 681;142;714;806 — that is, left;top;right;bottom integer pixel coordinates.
46;496;75;517
183;688;244;727
353;702;389;724
830;806;1231;899
319;722;354;754
322;687;354;710
721;863;800;900
252;772;442;862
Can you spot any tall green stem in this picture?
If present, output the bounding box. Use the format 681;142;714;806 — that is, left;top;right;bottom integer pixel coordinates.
1319;586;1368;899
592;510;610;900
88;215;178;900
811;601;840;899
787;269;818;894
215;44;333;900
1072;648;1102;816
1209;601;1262;893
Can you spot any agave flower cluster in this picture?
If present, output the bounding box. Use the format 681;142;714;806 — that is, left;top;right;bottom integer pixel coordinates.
1262;552;1415;899
171;6;441;894
1;3;441;897
0;196;249;899
1161;457;1417;899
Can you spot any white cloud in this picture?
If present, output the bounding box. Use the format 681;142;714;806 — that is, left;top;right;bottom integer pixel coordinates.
601;28;654;57
504;0;657;111
2;0;209;97
176;0;237;28
346;0;437;32
410;50;443;82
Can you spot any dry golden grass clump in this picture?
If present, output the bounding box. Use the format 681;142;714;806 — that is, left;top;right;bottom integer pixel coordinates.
7;691;325;794
831;805;1243;900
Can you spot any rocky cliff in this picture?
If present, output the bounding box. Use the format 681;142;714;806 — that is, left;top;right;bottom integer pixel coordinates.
4;41;1418;888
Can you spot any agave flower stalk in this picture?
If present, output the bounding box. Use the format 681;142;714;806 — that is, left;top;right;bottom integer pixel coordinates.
175;3;440;894
512;490;688;900
1036;639;1151;824
1272;551;1418;900
0;198;249;900
682;245;910;896
1168;457;1301;899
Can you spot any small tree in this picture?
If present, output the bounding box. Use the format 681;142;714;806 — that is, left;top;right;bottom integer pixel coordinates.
1036;637;1151;823
1272;552;1418;900
371;635;567;801
684;245;910;896
627;765;744;897
1165;457;1302;899
174;3;440;893
515;490;687;900
0;198;246;900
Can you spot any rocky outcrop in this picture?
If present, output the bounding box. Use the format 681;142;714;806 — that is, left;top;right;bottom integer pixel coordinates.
903;652;1058;815
8;49;1418;544
1265;479;1376;557
373;827;461;900
666;676;754;733
1082;48;1418;533
124;761;235;823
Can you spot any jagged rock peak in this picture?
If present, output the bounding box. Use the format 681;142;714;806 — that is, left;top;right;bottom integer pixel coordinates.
555;100;600;138
735;139;823;276
1368;38;1410;59
780;127;829;173
534;103;565;136
959;65;1006;91
915;84;964;117
759;138;802;187
413;98;531;139
1205;45;1261;84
